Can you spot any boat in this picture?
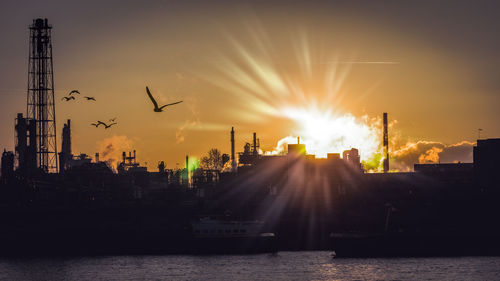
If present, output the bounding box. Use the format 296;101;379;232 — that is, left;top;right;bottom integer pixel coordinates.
190;218;277;254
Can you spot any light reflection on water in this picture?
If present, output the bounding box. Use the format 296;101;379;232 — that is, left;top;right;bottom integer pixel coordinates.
1;252;499;280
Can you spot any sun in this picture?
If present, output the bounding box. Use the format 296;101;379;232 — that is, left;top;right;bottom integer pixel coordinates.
204;25;385;169
279;105;382;161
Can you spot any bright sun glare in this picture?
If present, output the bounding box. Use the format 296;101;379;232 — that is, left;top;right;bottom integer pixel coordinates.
206;24;385;170
279;106;381;161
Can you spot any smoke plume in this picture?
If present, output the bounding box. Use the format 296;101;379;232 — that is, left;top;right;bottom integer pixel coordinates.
97;135;133;171
391;140;474;171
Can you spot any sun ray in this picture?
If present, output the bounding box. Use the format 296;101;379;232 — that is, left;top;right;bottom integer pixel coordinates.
203;23;398;171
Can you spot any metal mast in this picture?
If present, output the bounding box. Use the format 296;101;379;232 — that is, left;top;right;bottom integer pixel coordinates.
27;18;58;173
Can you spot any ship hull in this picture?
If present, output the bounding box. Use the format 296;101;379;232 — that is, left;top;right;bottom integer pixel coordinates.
189;235;278;254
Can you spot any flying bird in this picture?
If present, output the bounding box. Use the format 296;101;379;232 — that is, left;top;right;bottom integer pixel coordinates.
61;96;75;101
103;122;117;129
84;96;96;101
90;123;101;127
69;90;80;95
109;117;117;122
146;86;183;112
97;121;117;129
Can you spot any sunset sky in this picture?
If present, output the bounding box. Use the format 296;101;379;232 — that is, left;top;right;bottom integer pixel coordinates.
0;0;499;171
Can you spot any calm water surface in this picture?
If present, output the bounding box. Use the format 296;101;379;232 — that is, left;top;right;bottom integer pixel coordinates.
1;252;499;280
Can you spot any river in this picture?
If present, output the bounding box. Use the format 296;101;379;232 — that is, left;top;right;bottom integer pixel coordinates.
1;252;499;280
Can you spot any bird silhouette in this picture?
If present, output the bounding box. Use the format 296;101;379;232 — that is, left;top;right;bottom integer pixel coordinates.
61;96;75;101
97;121;117;129
84;96;96;101
90;123;101;127
69;90;80;95
109;117;117;122
104;122;117;129
146;86;183;112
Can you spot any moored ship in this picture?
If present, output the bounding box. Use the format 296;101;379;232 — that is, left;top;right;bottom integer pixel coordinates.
190;218;277;254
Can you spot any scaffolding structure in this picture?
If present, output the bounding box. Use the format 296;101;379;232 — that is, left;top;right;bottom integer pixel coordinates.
26;18;58;172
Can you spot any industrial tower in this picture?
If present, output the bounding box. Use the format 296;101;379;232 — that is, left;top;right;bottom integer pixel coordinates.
383;112;389;173
27;18;58;172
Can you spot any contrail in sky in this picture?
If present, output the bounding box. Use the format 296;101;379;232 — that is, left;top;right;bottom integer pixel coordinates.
325;61;400;65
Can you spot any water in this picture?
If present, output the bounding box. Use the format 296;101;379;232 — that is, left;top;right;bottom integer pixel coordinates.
1;252;499;281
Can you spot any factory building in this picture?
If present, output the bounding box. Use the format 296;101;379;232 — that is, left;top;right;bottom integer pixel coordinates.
59;119;72;172
15;113;37;175
474;138;500;189
1;150;14;183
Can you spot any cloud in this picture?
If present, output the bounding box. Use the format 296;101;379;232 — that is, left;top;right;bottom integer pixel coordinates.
391;140;474;171
96;135;133;171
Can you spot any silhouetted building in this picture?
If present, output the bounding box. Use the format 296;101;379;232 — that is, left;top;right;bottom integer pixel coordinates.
474;138;500;188
59;119;72;172
239;143;254;165
15;113;37;175
117;150;146;173
414;163;473;173
287;144;306;156
1;149;14;182
239;132;261;165
343;148;362;171
414;163;474;183
158;161;165;173
327;153;341;160
68;153;92;168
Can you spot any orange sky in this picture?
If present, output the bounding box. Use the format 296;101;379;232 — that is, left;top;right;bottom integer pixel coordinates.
0;1;498;171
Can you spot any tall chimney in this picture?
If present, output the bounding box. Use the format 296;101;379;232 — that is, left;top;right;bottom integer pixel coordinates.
95;153;100;163
185;155;190;187
231;127;237;172
383;112;389;173
253;132;257;156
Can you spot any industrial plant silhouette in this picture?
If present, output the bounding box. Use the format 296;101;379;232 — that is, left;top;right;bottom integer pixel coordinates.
1;18;500;257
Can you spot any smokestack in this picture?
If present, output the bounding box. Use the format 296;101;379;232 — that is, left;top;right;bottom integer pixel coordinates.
231;127;235;161
122;151;126;164
133;150;136;164
231;127;237;172
253;132;257;156
185;155;189;186
95;153;99;163
383;112;389;173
